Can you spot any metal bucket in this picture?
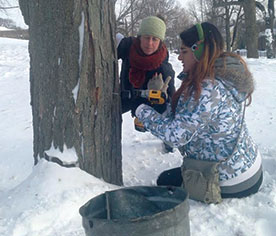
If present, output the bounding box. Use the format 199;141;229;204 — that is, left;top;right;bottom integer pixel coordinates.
79;186;190;236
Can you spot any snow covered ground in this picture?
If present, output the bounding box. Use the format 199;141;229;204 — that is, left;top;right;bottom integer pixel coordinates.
0;37;276;236
0;0;27;29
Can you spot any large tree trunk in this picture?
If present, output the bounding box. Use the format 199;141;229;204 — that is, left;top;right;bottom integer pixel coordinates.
243;0;259;58
214;0;259;58
225;4;231;52
19;0;123;185
267;0;275;58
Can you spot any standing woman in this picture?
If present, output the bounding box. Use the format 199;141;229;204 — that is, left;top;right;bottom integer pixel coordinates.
117;15;175;151
135;22;263;200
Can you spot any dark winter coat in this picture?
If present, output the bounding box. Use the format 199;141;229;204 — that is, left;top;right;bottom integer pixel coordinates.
117;37;175;115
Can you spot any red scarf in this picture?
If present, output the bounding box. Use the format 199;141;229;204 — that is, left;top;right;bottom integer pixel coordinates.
129;38;168;88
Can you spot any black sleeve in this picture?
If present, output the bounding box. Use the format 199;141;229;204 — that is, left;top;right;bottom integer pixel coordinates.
117;37;133;60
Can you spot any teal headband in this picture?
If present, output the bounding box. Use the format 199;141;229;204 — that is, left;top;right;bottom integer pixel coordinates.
191;23;205;61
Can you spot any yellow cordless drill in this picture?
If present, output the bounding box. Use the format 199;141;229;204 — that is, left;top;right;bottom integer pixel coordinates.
133;89;167;105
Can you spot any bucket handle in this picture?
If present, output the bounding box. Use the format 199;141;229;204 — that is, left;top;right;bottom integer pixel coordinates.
89;220;93;228
106;191;111;220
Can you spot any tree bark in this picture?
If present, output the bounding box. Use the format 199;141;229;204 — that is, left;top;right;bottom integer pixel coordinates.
214;0;259;58
19;0;123;185
243;0;258;58
225;3;231;52
268;0;275;58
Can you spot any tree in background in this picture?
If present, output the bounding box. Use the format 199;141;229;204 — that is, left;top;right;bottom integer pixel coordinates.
19;0;123;185
115;0;193;50
267;0;275;58
116;0;143;36
247;0;275;58
165;5;193;51
213;0;258;58
187;0;242;52
189;0;270;58
188;1;232;52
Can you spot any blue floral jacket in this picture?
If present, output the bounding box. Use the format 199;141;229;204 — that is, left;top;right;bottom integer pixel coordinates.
136;55;259;182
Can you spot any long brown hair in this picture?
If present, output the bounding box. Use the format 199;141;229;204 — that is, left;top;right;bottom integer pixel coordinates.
171;22;224;113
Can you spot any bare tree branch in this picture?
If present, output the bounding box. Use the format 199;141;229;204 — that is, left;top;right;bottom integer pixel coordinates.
214;0;243;8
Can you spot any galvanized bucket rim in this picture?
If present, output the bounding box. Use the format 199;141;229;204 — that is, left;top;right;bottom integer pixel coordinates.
79;185;189;223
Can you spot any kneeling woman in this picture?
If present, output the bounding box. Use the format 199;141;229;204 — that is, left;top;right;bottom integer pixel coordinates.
135;22;262;200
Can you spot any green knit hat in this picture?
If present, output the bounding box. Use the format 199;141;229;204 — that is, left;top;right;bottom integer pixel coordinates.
138;16;166;41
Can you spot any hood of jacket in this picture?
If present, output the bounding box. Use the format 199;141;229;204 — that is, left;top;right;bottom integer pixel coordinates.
214;55;254;103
